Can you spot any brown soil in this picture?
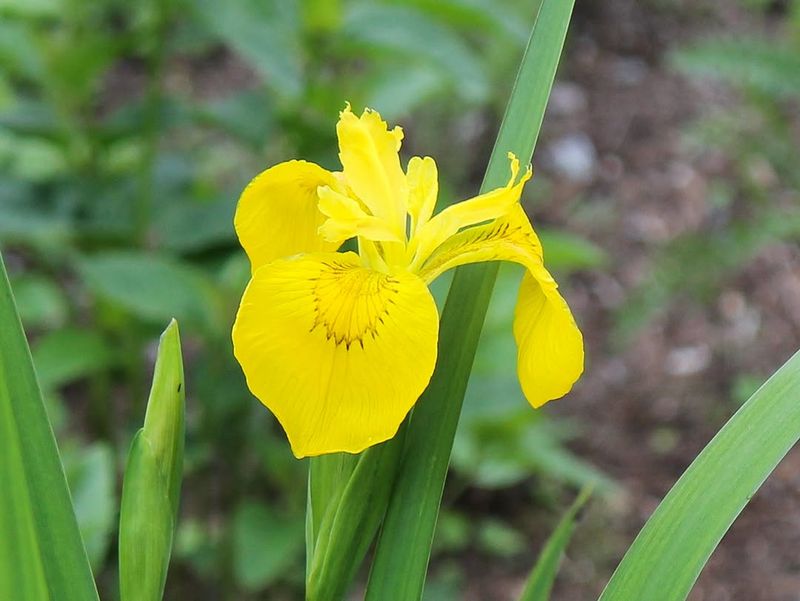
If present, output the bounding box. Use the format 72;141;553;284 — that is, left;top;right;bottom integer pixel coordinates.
479;1;800;600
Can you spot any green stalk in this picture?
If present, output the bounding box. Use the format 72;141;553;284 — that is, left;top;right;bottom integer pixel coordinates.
365;1;575;599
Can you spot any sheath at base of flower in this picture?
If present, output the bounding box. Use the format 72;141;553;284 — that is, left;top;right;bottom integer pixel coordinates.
232;104;584;458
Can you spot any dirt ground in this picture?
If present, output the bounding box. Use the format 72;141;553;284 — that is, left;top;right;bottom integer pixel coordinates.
468;1;800;600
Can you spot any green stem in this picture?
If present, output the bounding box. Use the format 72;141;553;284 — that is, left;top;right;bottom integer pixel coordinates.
365;1;576;598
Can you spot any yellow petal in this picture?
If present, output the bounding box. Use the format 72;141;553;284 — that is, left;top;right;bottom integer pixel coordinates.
416;204;542;284
411;153;531;269
513;266;584;407
415;204;583;408
317;185;403;243
235;160;340;273
232;252;439;457
336;105;408;236
407;156;438;234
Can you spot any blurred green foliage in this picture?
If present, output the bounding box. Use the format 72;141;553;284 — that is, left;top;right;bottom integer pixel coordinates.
0;0;605;597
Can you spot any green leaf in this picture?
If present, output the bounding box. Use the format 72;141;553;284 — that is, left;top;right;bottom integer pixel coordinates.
9;274;69;330
193;0;303;98
119;320;185;601
232;501;305;591
671;37;800;98
307;432;406;601
341;4;489;103
518;487;591;601
32;328;116;391
78;252;224;332
538;229;608;272
0;251;99;601
63;443;117;571
598;349;800;601
119;432;175;601
365;2;576;599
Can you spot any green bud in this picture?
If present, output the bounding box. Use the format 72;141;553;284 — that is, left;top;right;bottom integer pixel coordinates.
119;320;184;601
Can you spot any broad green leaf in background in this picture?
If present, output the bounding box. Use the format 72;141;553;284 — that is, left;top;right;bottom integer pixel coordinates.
0;251;100;601
232;501;305;592
192;0;303;98
63;443;117;571
365;1;576;599
32;328;116;392
671;37;800;97
341;4;489;103
9;274;69;330
537;229;608;272
598;349;800;601
518;487;591;601
78;252;224;332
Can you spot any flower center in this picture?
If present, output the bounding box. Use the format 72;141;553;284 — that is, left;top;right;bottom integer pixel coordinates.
310;260;401;349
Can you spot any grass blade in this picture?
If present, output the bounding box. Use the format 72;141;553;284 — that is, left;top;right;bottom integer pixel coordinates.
518;487;591;601
598;349;800;601
0;251;100;601
365;2;576;599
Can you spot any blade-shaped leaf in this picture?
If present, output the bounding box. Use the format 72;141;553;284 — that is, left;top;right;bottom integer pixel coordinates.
518;487;591;601
365;1;576;599
599;349;800;601
0;251;99;601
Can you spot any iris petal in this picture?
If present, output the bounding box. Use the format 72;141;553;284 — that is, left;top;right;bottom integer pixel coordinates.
411;153;531;269
416;204;583;408
406;156;438;235
235;160;340;273
336;105;408;236
232;252;439;457
514;267;584;407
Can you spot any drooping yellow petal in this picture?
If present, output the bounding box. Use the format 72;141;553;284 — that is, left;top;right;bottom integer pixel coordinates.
234;160;340;273
407;156;438;235
415;204;583;408
232;252;439;458
410;153;531;269
336;105;408;236
513;266;584;407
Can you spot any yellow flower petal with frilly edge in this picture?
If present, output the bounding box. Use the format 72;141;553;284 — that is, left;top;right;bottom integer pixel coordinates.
234;160;340;273
416;204;583;408
336;105;408;237
232;252;439;458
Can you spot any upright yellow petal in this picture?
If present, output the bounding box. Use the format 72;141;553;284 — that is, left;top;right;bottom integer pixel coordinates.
406;156;438;234
232;252;439;457
336;105;408;235
415;204;583;408
411;153;531;269
235;160;340;272
514;266;584;407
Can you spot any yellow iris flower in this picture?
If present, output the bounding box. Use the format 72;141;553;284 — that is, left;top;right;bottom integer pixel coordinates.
232;105;583;458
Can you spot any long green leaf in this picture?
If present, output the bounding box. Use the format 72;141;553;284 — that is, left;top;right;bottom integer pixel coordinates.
599;349;800;600
0;251;100;601
365;2;575;599
518;487;591;601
